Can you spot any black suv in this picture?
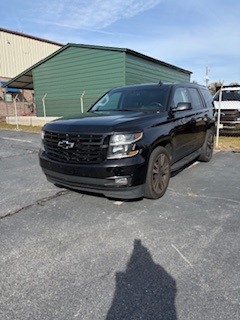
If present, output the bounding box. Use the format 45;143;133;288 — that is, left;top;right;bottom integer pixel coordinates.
39;82;215;200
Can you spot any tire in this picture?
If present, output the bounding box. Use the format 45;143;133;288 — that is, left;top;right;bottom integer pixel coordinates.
199;129;214;162
144;146;171;199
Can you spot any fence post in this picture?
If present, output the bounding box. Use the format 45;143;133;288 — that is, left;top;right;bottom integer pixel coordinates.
80;91;85;114
42;93;47;124
13;94;19;130
215;84;224;148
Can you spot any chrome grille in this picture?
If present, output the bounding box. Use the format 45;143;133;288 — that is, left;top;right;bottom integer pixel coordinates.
44;131;108;164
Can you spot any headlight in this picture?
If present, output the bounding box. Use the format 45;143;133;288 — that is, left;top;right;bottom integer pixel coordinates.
41;131;45;150
107;132;143;159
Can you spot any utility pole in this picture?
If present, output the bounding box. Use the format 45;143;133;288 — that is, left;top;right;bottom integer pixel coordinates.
204;66;210;87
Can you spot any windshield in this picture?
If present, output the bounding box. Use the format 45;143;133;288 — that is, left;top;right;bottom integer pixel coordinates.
214;90;240;101
90;86;170;112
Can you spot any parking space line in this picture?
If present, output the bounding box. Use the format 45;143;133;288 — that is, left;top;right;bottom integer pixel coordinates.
1;137;32;143
171;244;193;268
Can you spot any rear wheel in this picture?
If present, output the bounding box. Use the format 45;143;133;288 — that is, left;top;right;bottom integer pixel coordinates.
199;129;214;162
144;146;171;199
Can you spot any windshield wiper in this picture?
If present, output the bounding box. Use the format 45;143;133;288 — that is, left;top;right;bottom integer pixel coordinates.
120;108;139;111
90;108;139;112
90;109;118;112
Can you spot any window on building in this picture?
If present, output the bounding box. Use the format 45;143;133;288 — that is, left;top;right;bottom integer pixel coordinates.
4;93;13;102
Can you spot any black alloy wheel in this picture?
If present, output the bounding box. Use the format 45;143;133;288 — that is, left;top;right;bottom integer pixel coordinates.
144;146;171;199
199;129;214;162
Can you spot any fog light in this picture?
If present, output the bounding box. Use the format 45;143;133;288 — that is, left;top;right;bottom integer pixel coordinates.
115;177;128;185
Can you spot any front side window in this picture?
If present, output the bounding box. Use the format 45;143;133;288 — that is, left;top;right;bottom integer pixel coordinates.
172;88;191;108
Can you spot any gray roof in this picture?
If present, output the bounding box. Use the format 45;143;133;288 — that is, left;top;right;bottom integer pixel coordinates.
0;27;63;46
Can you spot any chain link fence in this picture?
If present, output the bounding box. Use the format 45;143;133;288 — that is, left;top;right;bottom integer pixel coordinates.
35;96;93;118
214;86;240;152
1;91;95;129
0;94;36;128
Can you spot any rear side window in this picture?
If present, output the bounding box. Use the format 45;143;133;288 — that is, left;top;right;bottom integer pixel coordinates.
188;88;204;109
200;88;213;107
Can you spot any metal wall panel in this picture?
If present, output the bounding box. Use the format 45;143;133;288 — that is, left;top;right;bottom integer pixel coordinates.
0;31;61;78
34;46;190;117
125;54;190;84
34;46;125;116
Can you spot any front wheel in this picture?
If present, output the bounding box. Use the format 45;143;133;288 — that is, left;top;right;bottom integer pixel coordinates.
144;146;171;199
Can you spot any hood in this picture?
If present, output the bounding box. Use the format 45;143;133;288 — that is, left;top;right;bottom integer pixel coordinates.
44;110;168;133
214;100;240;110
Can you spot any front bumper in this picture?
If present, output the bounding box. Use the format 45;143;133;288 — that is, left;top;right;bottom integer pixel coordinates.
39;150;147;199
220;122;240;135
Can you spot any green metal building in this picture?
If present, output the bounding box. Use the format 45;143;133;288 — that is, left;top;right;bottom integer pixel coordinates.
6;44;191;117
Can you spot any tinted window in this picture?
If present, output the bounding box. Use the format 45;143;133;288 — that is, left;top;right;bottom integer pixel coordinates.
172;88;191;108
226;90;240;101
188;88;204;109
200;88;213;106
94;92;122;111
91;86;170;112
214;90;240;101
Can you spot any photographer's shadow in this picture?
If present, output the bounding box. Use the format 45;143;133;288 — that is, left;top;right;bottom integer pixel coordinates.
106;239;177;320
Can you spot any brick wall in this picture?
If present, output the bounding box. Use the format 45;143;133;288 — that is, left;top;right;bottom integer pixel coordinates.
0;77;35;122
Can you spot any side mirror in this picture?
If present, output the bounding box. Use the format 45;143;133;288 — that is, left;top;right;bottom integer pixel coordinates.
172;102;192;112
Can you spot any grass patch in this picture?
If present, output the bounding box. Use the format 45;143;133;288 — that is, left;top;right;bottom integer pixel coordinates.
216;136;240;151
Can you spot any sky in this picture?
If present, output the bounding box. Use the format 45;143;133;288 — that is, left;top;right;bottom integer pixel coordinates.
1;0;239;85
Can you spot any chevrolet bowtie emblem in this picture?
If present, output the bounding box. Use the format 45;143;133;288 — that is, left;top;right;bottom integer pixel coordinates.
58;140;75;149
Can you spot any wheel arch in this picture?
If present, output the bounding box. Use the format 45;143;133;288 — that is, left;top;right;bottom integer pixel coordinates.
148;138;173;162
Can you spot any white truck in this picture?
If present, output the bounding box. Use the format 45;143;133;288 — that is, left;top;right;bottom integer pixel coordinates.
213;85;240;134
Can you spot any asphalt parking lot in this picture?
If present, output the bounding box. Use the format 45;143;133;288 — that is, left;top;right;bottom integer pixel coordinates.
0;129;239;320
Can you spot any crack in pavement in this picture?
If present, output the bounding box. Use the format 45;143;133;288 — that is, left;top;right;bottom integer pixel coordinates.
0;190;69;220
